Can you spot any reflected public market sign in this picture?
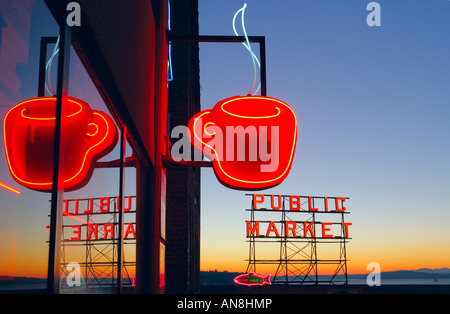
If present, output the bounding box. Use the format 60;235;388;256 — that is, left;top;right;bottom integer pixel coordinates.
49;196;136;241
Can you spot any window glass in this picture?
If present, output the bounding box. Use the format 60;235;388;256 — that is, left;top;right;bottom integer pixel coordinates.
56;43;136;293
0;0;59;291
0;0;137;293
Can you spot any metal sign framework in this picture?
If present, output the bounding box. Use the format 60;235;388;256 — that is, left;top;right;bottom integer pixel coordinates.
39;27;131;293
56;196;136;289
245;194;351;285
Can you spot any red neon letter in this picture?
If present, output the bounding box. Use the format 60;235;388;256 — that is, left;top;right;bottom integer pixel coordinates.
285;221;297;237
324;197;329;212
322;222;333;238
116;196;132;212
104;223;114;239
124;223;136;239
266;221;280;237
342;222;352;238
65;199;79;215
253;194;264;209
100;197;110;213
70;225;81;241
87;224;98;240
124;196;132;212
246;221;260;237
303;221;315;238
84;198;93;214
335;197;347;212
271;195;282;210
73;199;79;215
289;195;300;211
308;196;318;212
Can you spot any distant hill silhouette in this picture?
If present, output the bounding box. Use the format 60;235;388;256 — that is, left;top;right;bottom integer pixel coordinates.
0;276;46;284
415;268;450;274
2;268;450;288
199;268;450;285
375;268;450;279
200;270;241;286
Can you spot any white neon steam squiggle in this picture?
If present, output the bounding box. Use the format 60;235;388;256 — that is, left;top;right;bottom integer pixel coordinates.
45;35;60;96
232;3;261;96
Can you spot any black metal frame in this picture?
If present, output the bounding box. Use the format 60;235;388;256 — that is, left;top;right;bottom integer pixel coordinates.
38;36;58;97
47;23;71;294
164;33;267;168
59;196;137;290
166;33;267;97
41;29;130;293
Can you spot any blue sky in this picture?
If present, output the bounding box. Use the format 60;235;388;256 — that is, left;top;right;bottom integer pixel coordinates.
198;0;450;272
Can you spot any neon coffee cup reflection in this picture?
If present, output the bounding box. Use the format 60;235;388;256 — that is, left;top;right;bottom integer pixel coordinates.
3;97;118;192
188;95;297;190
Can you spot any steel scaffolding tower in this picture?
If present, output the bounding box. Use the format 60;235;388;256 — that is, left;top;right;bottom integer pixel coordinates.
56;196;136;290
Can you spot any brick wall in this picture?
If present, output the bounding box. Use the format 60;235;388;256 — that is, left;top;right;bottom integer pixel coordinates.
165;0;201;294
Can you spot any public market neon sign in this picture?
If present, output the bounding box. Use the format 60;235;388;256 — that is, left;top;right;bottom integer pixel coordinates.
247;194;352;239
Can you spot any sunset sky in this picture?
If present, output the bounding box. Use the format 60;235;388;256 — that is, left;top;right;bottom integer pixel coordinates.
1;0;450;280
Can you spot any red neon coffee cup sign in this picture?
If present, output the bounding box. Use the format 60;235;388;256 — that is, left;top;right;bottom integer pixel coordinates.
3;97;118;192
188;95;297;190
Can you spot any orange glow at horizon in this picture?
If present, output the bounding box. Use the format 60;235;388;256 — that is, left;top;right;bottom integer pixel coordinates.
199;251;450;277
3;237;450;279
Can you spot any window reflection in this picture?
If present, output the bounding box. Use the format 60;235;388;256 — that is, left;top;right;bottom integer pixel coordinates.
0;0;137;292
0;0;59;291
